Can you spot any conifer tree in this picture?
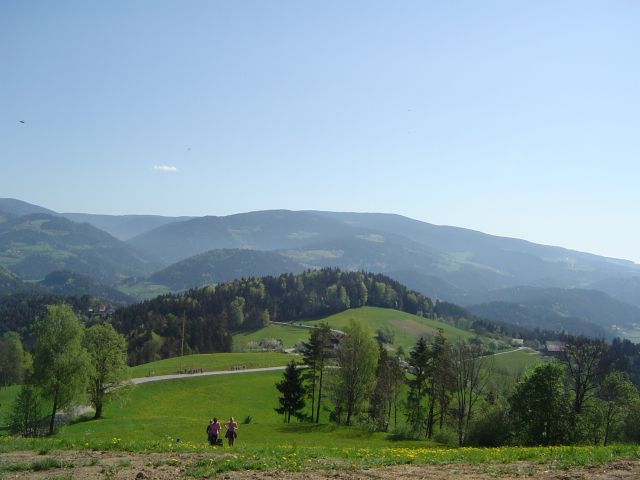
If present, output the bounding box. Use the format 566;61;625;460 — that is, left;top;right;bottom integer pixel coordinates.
275;361;306;423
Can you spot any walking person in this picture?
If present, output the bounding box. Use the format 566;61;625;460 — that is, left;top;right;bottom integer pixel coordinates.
224;416;238;446
209;417;221;446
206;419;215;445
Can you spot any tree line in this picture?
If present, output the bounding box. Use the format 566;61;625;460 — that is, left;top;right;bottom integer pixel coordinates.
113;269;435;364
276;323;640;447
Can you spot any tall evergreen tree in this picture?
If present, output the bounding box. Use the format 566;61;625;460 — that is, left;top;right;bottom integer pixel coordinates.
275;360;306;423
406;337;430;435
301;323;332;422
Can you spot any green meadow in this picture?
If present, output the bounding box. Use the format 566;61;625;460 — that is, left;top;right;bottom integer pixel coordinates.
129;352;295;378
232;307;480;352
56;370;420;449
490;348;546;376
0;385;20;428
232;324;310;350
304;306;477;349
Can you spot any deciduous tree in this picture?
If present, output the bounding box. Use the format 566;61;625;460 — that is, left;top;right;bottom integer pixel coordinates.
32;304;90;435
333;320;378;425
83;323;129;419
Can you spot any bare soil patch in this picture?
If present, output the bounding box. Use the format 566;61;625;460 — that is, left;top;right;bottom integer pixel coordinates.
1;451;639;480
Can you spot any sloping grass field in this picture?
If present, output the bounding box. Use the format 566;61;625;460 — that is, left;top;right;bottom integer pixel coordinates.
303;307;476;349
2;371;639;477
491;348;546;376
129;352;295;378
232;307;479;352
232;324;310;350
56;370;418;449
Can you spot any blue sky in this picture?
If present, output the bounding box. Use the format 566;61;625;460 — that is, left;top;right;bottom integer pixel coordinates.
1;1;639;263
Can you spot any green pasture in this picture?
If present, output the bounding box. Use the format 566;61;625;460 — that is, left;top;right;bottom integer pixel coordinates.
0;385;20;427
232;324;310;350
129;352;295;378
232;307;480;353
117;281;171;301
304;306;476;350
57;371;419;449
490;348;546;376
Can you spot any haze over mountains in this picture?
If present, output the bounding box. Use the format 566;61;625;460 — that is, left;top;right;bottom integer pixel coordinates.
1;197;639;340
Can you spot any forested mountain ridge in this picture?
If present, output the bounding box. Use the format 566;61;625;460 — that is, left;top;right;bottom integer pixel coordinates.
113;268;436;364
39;270;134;305
127;209;640;293
148;248;305;291
0;213;161;284
60;213;194;241
454;287;640;333
2;198;640;340
0;266;36;296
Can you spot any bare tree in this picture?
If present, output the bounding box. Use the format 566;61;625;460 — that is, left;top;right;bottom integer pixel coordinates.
560;337;607;414
451;340;492;446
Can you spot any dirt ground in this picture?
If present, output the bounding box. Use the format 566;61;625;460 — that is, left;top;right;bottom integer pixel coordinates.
1;450;639;480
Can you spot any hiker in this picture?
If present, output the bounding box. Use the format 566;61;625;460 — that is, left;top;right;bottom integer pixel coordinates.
208;417;221;446
224;416;238;446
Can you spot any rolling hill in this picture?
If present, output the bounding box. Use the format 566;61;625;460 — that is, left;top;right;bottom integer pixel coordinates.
148;248;305;291
233;306;480;352
0;213;160;284
127;209;640;295
460;286;640;336
3;199;640;339
39;270;134;305
0;265;35;296
60;212;194;241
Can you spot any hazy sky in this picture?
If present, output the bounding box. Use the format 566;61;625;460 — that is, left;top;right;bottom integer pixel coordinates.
2;1;639;263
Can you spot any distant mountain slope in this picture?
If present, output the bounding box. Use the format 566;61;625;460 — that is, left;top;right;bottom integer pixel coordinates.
127;210;366;265
460;286;640;329
0;266;35;296
61;213;194;241
589;277;640;309
0;214;160;284
149;249;305;291
39;270;134;305
316;211;640;288
0;198;56;217
387;270;464;301
467;301;609;338
129;209;640;294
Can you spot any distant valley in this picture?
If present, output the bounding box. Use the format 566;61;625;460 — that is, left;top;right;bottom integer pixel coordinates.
1;197;639;340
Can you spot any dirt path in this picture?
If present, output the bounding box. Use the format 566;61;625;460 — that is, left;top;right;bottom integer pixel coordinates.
1;451;639;480
131;365;288;385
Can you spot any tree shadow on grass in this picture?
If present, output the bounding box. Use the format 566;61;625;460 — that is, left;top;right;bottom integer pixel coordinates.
274;422;377;440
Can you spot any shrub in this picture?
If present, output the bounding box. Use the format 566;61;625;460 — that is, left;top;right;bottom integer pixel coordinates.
8;385;46;437
467;402;512;447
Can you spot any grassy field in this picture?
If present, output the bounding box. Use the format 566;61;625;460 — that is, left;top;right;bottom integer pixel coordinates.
490;348;546;376
129;352;295;378
232;307;480;353
304;306;476;350
1;373;639;476
0;385;20;428
232;324;310;350
56;370;420;449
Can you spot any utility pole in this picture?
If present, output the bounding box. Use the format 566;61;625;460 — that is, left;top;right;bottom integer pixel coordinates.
181;310;186;357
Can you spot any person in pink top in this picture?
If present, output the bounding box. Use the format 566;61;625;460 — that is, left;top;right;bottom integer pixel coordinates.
224;417;238;446
207;417;221;446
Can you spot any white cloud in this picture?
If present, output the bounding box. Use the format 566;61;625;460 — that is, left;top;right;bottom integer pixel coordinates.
153;164;178;173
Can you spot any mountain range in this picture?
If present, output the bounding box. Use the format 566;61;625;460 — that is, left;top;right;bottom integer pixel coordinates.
1;197;639;339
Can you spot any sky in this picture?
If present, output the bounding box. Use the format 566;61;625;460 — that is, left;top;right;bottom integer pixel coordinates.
1;1;639;263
